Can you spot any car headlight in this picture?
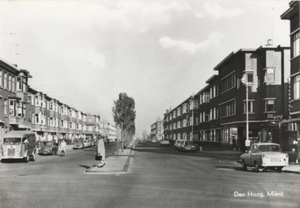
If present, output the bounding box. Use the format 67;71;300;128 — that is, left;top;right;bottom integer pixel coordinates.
285;154;289;159
262;154;266;158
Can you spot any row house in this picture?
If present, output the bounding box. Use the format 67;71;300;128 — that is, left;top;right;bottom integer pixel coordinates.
150;117;164;141
0;57;102;143
281;0;300;144
164;45;290;150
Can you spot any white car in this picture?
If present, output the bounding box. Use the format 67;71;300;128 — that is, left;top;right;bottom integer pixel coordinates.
160;139;170;146
240;143;289;172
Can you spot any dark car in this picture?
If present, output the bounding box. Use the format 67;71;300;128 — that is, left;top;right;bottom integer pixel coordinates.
39;141;58;155
180;141;197;152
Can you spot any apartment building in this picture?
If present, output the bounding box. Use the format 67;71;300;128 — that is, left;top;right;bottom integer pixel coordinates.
0;57;103;143
163;94;199;142
150;117;164;141
281;0;300;144
164;45;290;150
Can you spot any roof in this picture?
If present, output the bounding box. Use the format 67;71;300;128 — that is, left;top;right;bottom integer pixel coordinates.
4;131;35;137
281;0;299;20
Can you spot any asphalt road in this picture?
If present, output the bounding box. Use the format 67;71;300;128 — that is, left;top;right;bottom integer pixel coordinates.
0;142;299;208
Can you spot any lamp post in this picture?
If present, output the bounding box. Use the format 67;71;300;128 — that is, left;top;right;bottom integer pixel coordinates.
241;72;251;149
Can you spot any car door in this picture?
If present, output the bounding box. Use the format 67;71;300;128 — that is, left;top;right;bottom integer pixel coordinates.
243;145;253;166
249;145;259;166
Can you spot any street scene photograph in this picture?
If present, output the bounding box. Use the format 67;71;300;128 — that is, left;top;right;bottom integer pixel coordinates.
0;0;299;208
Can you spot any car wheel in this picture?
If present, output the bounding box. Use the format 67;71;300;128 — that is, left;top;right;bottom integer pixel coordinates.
277;167;282;172
242;160;247;171
254;162;260;172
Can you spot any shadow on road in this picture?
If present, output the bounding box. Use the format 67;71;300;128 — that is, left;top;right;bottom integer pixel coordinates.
78;164;94;169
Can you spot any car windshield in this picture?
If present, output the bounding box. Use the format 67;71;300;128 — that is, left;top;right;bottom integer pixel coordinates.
258;144;282;152
3;137;21;145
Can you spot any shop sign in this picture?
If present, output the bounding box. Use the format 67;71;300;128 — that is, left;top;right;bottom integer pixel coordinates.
267;114;283;121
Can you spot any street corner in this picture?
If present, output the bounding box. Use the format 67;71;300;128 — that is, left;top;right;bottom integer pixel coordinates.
84;156;132;175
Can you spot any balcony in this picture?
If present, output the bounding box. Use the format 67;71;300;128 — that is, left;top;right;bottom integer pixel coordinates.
16;91;27;102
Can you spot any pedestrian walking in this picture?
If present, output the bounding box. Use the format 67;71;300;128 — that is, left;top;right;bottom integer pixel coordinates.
95;137;105;168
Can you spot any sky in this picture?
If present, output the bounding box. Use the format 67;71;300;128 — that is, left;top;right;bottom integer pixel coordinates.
0;0;291;136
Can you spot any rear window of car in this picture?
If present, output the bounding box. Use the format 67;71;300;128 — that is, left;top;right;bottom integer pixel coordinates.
258;145;281;152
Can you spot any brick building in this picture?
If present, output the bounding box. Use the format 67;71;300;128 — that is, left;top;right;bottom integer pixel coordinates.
164;45;290;150
281;0;300;146
0;57;103;143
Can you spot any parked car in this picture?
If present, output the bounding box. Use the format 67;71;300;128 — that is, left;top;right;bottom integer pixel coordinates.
39;141;58;155
180;141;197;152
160;139;170;146
1;131;37;162
174;140;183;150
240;143;289;172
73;140;85;149
83;140;90;148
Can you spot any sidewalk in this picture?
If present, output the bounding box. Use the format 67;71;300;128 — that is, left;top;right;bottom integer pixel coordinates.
85;140;136;175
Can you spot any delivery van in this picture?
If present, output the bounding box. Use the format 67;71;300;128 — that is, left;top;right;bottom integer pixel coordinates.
1;131;37;162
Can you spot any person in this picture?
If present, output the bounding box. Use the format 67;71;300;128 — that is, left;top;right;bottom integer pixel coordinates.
232;137;237;151
296;136;300;164
59;139;67;155
267;132;272;143
96;137;105;168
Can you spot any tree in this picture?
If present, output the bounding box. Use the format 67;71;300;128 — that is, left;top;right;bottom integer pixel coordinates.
112;93;136;150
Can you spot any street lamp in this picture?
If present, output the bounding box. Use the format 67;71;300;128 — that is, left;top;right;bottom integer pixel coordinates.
241;72;253;149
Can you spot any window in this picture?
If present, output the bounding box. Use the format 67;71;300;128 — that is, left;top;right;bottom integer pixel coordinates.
293;75;300;100
247;72;254;83
220;100;236;117
12;77;15;92
9;100;15;116
0;70;2;87
265;99;275;112
4;73;7;89
8;75;11;91
293;31;300;58
265;67;275;82
243;100;254;113
4;99;7;115
221;72;236;93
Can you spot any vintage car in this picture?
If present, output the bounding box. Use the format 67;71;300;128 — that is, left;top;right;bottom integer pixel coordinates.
160;139;170;146
174;140;183;150
1;131;37;162
180;141;197;152
73;140;85;149
39;141;58;155
240;143;289;172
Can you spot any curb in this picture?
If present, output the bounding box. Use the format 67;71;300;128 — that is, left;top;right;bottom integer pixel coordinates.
84;157;132;175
